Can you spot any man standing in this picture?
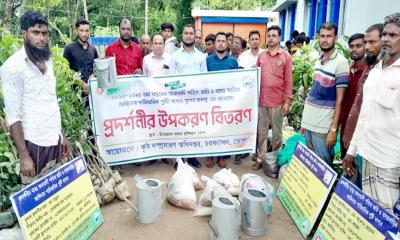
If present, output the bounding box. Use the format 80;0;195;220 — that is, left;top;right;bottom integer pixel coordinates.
161;22;179;54
231;36;243;60
63;19;98;94
140;34;151;58
195;28;203;51
342;24;383;188
0;11;69;183
238;30;264;68
226;32;234;53
171;24;207;168
340;33;366;159
143;34;172;76
252;26;293;170
171;24;207;74
344;13;400;210
205;32;239;168
300;22;349;166
204;34;216;57
105;18;142;75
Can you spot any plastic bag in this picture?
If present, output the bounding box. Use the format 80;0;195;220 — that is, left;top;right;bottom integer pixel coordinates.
194;176;231;217
166;159;197;210
179;158;204;190
240;173;275;214
278;164;289;182
0;225;23;240
212;168;241;196
262;151;280;178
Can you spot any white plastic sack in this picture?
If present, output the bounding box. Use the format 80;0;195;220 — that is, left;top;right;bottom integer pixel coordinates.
179;158;204;190
194;176;231;216
167;159;197;210
212;168;241;196
240;173;275;214
278;164;289;182
0;226;23;240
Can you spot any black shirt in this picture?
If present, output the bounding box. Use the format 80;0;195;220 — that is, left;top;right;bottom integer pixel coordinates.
63;41;99;82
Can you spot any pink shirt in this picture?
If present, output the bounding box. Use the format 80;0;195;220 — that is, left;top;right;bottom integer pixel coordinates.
256;48;293;107
143;52;173;76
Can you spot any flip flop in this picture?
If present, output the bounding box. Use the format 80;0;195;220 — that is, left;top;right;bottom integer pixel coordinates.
217;159;226;168
206;158;214;168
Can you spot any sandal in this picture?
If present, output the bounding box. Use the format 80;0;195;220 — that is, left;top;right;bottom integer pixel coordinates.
234;155;241;165
252;162;262;170
217;159;226;168
206;158;214;168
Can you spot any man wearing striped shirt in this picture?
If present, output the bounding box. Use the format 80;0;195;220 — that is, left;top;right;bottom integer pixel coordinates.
300;22;349;166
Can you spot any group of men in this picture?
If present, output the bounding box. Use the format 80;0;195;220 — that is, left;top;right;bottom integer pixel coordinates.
0;10;399;213
299;16;400;212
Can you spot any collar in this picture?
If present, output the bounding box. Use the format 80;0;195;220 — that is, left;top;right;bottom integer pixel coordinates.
151;52;166;59
351;61;367;73
376;57;400;70
179;46;196;54
118;39;135;48
212;52;229;60
249;48;261;56
319;48;339;63
20;46;50;65
266;48;283;56
76;40;91;49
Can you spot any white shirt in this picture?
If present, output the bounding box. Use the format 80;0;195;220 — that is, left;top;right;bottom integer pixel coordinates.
143;52;173;76
347;58;400;168
238;48;264;69
171;47;208;74
164;37;178;55
0;47;61;146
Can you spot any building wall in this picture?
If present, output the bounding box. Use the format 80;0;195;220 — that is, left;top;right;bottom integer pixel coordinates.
341;0;400;36
196;20;268;45
275;0;400;41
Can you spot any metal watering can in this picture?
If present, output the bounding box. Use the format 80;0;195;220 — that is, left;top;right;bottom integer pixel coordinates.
94;57;117;89
208;196;241;240
240;189;269;236
124;175;166;224
239;175;273;237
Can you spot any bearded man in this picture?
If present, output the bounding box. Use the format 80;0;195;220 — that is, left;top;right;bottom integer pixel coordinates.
105;18;142;75
0;11;70;184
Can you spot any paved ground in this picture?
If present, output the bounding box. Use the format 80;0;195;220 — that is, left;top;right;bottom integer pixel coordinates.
91;156;303;240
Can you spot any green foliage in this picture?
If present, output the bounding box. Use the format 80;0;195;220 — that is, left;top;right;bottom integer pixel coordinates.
288;45;317;129
192;0;276;10
0;31;23;65
0;33;92;212
288;38;350;130
92;26;119;37
148;5;178;36
0;33;22;212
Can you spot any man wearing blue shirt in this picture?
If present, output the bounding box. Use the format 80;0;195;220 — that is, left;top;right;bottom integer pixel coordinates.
206;32;239;168
206;32;239;71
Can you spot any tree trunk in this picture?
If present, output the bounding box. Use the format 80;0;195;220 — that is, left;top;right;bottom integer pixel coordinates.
82;0;89;21
74;0;81;22
2;0;14;33
67;0;74;38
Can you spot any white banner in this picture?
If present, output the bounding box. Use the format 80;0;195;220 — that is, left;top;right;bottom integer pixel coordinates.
89;69;260;165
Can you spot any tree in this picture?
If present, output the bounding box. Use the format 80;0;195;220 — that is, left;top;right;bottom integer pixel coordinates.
1;0;23;33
